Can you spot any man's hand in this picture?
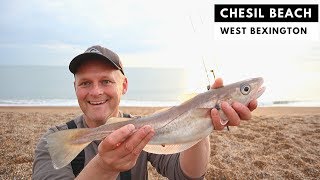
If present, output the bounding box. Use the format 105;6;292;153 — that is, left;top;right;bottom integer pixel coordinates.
97;124;155;172
77;124;154;179
179;77;258;178
210;78;258;130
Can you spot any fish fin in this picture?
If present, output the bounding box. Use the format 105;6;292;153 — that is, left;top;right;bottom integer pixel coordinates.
191;108;211;118
218;111;229;125
106;117;132;124
196;107;229;125
143;140;201;154
45;129;91;169
197;107;229;125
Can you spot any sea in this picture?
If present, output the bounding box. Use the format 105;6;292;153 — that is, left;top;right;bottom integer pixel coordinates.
0;66;187;107
0;66;319;107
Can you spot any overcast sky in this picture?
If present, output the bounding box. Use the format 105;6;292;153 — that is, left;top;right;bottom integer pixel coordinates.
1;0;319;102
0;0;209;67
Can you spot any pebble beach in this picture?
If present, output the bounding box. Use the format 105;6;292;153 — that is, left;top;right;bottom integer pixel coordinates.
0;106;319;179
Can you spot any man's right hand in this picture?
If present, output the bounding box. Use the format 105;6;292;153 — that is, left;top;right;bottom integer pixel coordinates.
76;124;155;179
98;124;155;172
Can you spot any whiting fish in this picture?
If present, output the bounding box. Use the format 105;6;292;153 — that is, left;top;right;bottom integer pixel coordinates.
46;77;265;169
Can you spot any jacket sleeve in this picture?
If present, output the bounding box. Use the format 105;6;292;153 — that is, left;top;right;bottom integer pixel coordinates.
147;152;204;180
32;128;75;180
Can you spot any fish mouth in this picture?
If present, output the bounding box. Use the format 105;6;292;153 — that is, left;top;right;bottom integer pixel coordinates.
255;86;266;99
254;77;265;99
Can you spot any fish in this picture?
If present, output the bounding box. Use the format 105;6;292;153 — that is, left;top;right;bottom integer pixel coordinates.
46;77;265;169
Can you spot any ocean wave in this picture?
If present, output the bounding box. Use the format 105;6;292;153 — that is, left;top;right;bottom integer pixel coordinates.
0;99;180;107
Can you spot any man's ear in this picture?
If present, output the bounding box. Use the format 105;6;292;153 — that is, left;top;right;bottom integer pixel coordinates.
122;77;128;95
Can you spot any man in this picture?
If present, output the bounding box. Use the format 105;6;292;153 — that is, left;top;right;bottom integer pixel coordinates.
32;45;257;179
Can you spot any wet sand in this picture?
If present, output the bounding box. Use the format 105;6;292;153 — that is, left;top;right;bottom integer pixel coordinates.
0;106;319;179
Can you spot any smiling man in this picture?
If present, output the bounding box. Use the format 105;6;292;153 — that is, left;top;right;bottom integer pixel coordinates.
74;59;127;128
32;45;257;180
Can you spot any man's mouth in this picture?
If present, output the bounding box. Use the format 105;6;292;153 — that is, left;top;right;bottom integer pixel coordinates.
88;100;107;105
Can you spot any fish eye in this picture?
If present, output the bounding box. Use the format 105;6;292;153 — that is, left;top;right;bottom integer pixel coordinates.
240;83;251;95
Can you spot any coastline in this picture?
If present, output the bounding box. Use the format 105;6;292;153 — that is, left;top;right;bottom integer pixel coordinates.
0;105;319;115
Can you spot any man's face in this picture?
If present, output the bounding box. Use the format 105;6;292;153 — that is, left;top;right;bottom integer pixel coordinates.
74;59;127;127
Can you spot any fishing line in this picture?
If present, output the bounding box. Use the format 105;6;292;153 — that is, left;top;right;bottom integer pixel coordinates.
189;13;230;131
189;15;216;90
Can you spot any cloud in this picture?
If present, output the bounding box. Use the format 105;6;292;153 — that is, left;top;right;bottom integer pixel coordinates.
0;0;215;66
1;0;319;70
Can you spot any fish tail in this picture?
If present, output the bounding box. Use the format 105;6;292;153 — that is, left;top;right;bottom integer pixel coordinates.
45;128;92;169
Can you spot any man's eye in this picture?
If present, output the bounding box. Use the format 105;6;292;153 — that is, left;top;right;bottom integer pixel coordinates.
80;82;91;87
102;80;111;85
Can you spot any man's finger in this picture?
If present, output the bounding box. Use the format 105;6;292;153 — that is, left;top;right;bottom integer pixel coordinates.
116;127;155;166
248;99;258;111
221;102;240;126
130;128;154;156
124;129;154;158
232;102;252;120
100;124;135;151
211;78;223;89
120;125;153;157
210;108;224;131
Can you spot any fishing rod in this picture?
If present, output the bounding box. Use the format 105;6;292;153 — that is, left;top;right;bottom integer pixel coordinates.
202;57;216;90
189;15;215;90
190;14;229;131
201;48;230;131
202;58;211;90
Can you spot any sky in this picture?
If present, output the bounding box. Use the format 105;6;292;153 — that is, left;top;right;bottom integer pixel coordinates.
0;0;320;102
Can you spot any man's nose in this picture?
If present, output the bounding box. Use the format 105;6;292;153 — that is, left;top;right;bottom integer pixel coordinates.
90;83;103;96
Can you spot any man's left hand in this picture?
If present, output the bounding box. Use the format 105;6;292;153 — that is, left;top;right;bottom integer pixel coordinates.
210;78;258;130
